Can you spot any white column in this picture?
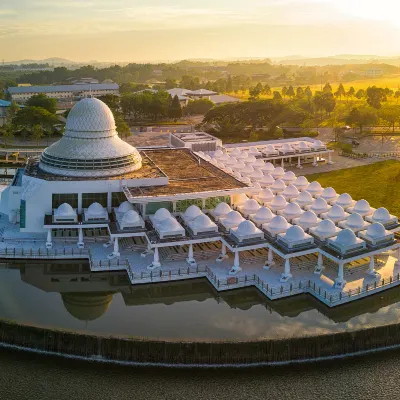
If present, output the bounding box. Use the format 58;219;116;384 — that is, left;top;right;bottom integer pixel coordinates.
221;243;227;257
217;243;228;262
112;237;120;257
328;152;333;165
312;155;318;167
152;247;161;268
142;203;147;217
281;158;284;168
334;261;346;288
172;201;177;213
77;228;84;248
264;248;275;269
201;198;206;209
396;248;400;266
186;243;195;263
280;258;292;281
107;192;112;213
315;253;323;274
297;156;302;169
229;196;234;206
234;251;240;268
46;229;52;248
368;255;375;274
78;193;83;214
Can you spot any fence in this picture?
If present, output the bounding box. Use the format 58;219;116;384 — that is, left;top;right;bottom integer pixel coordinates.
0;247;90;259
340;151;400;159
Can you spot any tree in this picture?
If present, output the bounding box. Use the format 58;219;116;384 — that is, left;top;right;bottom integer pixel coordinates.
12;106;59;131
282;86;288;98
226;75;233;93
115;114;131;138
165;78;177;89
395;91;400;103
273;91;283;101
168;95;182;121
355;89;365;100
379;105;400;132
262;84;271;96
184;99;214;115
180;75;200;90
26;94;57;114
286;85;295;98
323;83;332;93
335;83;345;100
296;87;304;99
0;124;15;147
305;86;313;99
313;92;336;115
6;101;20;123
31;124;44;146
346;87;355;101
345;107;378;133
249;84;263;100
97;94;120;112
366;86;387;109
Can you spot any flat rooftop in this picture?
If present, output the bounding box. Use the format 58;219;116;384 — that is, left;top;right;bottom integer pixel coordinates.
171;132;219;143
125;148;247;198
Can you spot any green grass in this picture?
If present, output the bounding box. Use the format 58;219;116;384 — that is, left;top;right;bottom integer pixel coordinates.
305;160;400;216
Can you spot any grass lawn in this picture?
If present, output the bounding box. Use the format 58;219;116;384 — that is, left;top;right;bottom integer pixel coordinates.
305;160;400;216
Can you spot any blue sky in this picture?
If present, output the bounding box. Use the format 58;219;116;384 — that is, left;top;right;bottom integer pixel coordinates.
1;0;400;61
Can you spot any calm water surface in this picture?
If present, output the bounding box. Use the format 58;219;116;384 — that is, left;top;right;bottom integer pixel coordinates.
1;260;400;340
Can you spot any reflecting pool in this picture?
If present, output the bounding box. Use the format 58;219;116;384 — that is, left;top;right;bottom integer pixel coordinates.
1;260;400;340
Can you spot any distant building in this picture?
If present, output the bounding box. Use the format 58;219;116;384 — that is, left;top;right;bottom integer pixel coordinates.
360;69;384;78
0;100;11;126
8;83;119;104
166;88;240;107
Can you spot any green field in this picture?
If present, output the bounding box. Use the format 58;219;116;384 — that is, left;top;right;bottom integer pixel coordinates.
305;160;400;217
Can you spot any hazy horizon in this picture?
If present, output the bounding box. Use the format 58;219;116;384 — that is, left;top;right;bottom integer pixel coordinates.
2;0;400;62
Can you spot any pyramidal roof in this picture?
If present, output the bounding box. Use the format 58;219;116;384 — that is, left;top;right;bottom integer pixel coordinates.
39;97;142;178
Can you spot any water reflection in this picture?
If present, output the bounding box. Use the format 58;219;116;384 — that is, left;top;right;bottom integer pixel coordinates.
0;261;400;340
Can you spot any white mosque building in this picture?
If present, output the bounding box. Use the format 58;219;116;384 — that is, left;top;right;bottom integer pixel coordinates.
0;97;399;307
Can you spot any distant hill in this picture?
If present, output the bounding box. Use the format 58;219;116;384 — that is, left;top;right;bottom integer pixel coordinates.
4;57;76;65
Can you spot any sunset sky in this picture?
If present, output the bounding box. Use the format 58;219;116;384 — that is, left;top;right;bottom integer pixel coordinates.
1;0;400;62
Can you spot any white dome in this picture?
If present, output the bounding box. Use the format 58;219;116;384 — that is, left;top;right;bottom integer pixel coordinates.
253;159;265;168
250;169;264;180
248;146;261;156
235;193;249;205
282;184;299;197
271;195;287;208
219;153;230;162
253;207;274;222
192;214;215;229
39;98;142;178
283;202;302;218
122;210;140;223
372;207;390;222
243;199;260;213
313;140;323;147
224;211;244;225
269;215;289;230
87;202;105;216
366;222;387;238
241;165;255;175
282;143;294;152
56;203;74;216
336;193;353;207
266;144;276;153
258;188;274;202
160;217;182;231
210;158;218;166
225;156;237;166
271;179;286;191
335;228;358;245
298;141;309;150
214;202;232;216
259;174;275;187
233;161;246;170
117;201;134;213
296;190;313;203
233;172;242;180
244;155;257;164
282;171;296;182
225;167;234;174
346;213;364;228
353;199;371;213
261;162;275;173
213;149;224;158
231;148;242;157
236;220;258;235
293;176;309;189
203;154;211;161
327;205;345;218
299;211;318;224
184;205;202;219
271;167;285;178
307;181;323;194
154;208;171;222
284;225;307;241
236;151;249;160
316;219;337;235
311;197;329;212
321;187;337;200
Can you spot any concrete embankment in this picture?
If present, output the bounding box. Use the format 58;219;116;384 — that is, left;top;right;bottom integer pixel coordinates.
1;319;400;366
